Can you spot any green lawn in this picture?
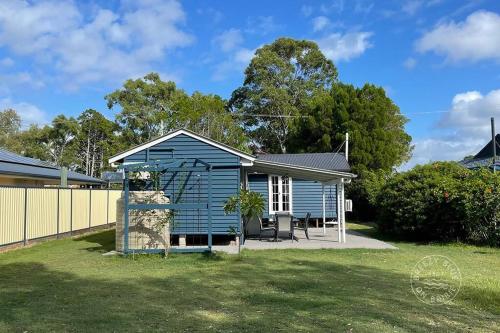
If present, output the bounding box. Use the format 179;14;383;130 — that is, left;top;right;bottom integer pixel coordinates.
0;225;498;333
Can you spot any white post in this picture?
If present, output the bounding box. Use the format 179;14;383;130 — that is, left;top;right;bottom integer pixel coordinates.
322;183;326;235
341;180;346;243
336;181;341;242
345;133;349;162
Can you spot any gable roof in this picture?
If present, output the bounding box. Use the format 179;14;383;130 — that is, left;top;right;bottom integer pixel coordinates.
0;148;103;184
256;153;350;172
474;134;500;159
109;129;256;164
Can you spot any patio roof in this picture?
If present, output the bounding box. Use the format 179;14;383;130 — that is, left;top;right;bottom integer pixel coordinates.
249;155;356;183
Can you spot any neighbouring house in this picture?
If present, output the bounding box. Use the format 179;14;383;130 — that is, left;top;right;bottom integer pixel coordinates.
109;129;356;247
0;148;104;186
460;134;500;171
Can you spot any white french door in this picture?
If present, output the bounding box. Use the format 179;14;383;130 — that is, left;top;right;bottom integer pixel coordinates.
268;175;292;214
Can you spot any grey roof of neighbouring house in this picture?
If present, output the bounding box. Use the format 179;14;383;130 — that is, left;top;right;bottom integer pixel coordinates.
256;153;351;172
0;148;104;184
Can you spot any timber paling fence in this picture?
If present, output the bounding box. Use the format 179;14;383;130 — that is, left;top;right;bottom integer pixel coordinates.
0;186;122;249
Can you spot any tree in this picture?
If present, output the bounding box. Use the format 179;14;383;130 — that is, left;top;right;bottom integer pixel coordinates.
106;73;182;145
0;108;21;149
290;83;412;173
11;125;51;161
77;109;119;177
177;92;249;151
107;73;249;150
229;38;338;153
43;115;79;167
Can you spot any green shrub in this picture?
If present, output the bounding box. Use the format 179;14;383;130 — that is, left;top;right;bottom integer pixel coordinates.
346;169;390;221
376;162;500;246
459;169;500;246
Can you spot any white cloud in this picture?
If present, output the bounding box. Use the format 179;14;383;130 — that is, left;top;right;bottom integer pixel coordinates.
312;16;330;32
402;0;423;16
402;89;500;169
416;10;500;62
213;29;243;52
403;57;417;69
0;0;193;87
0;57;14;67
212;47;256;81
245;16;282;35
320;0;344;14
301;5;313;17
0;98;47;126
354;1;374;15
439;90;500;131
317;31;373;62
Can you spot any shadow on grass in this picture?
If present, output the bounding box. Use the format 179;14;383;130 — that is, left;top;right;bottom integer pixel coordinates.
73;229;116;253
0;253;498;332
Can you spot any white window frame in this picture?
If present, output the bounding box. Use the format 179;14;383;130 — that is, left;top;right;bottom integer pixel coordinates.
268;175;293;215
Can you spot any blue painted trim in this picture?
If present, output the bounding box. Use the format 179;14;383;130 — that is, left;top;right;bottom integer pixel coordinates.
124;171;130;254
124;247;210;254
207;165;213;250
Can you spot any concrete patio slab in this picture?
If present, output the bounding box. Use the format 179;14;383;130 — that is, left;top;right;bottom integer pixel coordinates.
213;228;397;254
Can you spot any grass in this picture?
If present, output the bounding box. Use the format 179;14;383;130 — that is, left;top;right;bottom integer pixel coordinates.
0;224;498;332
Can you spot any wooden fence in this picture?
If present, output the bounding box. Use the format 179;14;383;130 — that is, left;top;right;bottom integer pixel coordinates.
0;187;122;248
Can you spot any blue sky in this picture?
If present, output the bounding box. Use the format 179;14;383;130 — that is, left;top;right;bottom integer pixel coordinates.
0;0;499;169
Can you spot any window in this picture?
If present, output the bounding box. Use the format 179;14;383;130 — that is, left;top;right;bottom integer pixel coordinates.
268;175;292;214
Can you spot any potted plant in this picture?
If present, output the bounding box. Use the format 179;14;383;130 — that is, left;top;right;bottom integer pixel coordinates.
224;189;265;251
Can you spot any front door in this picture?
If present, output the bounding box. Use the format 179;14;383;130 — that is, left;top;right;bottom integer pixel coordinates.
268;175;292;215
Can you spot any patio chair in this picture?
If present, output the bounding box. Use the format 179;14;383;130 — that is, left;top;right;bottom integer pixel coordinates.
275;213;293;240
293;212;310;240
259;216;277;241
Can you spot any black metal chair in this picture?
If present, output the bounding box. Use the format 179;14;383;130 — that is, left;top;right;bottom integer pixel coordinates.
259;216;277;241
293;212;310;240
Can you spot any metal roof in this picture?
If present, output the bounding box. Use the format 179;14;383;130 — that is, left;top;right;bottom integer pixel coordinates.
474;134;500;159
0;148;104;184
256;153;351;172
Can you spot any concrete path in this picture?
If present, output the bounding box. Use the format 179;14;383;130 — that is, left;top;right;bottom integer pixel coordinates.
214;228;397;254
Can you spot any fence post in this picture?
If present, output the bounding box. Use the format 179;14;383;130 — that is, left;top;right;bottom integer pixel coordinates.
89;189;92;231
56;188;60;238
106;190;109;225
23;188;28;246
70;189;73;236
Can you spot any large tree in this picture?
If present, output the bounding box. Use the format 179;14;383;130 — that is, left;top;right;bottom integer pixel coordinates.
229;38;338;153
0;108;21;149
107;72;248;150
106;73;182;145
77;109;119;177
290;83;412;172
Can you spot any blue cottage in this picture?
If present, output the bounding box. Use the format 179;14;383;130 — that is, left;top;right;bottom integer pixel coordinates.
109;129;355;247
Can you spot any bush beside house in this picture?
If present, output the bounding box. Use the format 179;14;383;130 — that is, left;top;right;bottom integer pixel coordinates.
374;162;500;246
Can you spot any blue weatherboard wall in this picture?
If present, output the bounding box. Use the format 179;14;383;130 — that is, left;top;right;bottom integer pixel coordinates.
247;174;336;219
124;134;240;235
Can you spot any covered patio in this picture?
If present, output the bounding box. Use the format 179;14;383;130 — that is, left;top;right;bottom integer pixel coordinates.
244;155;356;244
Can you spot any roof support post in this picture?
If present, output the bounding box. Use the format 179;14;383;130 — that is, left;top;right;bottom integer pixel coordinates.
340;179;346;243
337;181;341;242
492;117;496;173
322;183;326;235
123;170;130;254
207;166;213;251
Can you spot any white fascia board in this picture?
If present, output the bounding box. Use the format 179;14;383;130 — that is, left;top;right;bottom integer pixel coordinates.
254;160;357;179
109;129;256;164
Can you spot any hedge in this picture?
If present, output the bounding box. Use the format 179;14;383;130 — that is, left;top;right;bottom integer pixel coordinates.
375;162;500;246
